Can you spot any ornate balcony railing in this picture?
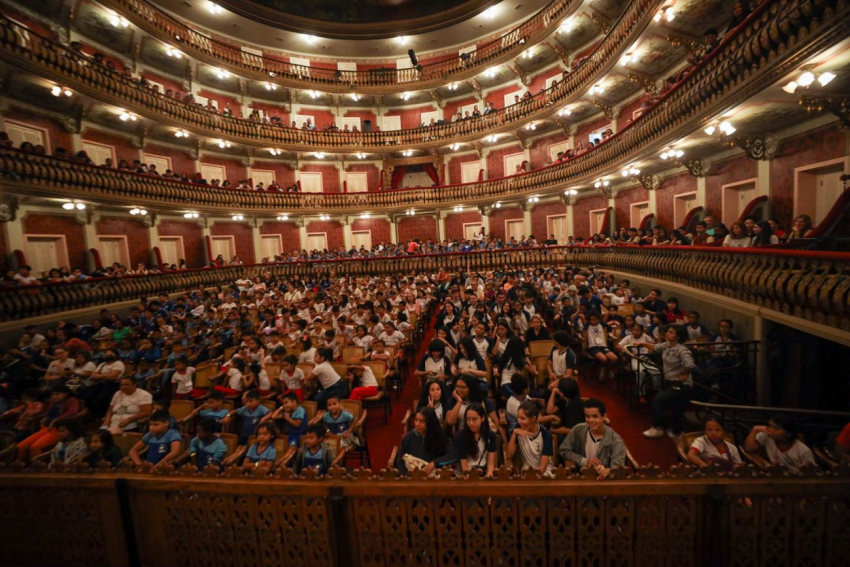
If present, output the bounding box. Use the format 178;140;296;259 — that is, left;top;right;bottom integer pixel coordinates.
0;467;848;567
1;246;848;331
0;0;658;152
101;0;576;94
1;0;845;207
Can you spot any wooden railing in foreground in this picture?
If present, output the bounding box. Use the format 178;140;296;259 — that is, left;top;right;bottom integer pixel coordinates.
0;466;848;567
1;246;848;332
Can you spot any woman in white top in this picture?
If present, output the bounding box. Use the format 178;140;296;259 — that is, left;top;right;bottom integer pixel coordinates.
723;222;751;248
103;377;153;433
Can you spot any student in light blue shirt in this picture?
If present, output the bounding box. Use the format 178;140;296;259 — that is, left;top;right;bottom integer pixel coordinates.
189;418;228;471
320;395;356;449
265;392;306;446
222;390;270;445
129;410;182;469
242;422;278;473
293;423;334;476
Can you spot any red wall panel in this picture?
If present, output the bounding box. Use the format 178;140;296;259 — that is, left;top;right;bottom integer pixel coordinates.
488;207;525;241
769;126;847;227
301;164;341;192
95;216;151;267
4;108;73;154
397;215;438;244
143;144;195;176
140;71;184;96
445;211;482;241
487;145;525;179
529;132;568;169
306;221;344;251
296;108;335;130
81;129;138;166
528;67;564;94
572;195;608;239
576;116;611;142
196;89;242;117
252;161;296;187
485;84;524;109
385;105;438;129
22;213;87;270
210;222;255;264
448;154;482;184
158;220;204;268
614;185;649;229
531;201;568;240
705;155;757;225
2;6;57;38
260;221;302;253
616;97;647;131
351;218;391;246
345;164;380;192
655;172;698;228
200;156;247;184
248;102;289;124
343;110;378;129
444;97;477;121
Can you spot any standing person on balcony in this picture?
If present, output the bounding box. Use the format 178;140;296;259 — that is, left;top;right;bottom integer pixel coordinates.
638;325;696;441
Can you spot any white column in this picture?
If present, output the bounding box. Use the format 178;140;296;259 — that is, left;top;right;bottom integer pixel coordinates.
437;213;446;241
757;160;771;217
648;188;658;219
389;218;399;243
696;176;707;210
565;203;575;238
299;224;308;250
480;213;490;235
607;197;616;233
4;211;25;255
343;218;353;249
82;210;100;253
523;208;532;236
251;223;262;262
754;314;769;405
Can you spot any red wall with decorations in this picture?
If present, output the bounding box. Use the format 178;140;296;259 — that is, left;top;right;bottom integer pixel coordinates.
445;211;483;241
296;108;335;129
384;105;438;129
704;155;757;225
443;97;477;121
158;221;204;268
306;221;344;251
4;108;73;154
531;201;568;240
252;161;296;187
529;132;569;169
528;67;564;93
575;117;612;142
260;221;302;253
616;97;647;131
301;164;341;192
344;110;378;129
769;126;847;227
81;129;138;166
614;185;649;229
397;215;438;243
485;84;525;109
95;217;151;267
655;172;698;228
211;222;255;264
448;154;483;184
487;145;525;178
345;164;380;191
199;156;247;183
197;90;241;117
488;207;525;241
572;195;608;238
351;218;391;246
22;213;87;270
143;144;195;176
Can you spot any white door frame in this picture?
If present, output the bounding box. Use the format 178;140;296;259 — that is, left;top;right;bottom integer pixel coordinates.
589;208;608;234
630;201;650;229
306;232;328;251
210;235;236;259
158;236;185;266
97;235;131;267
24;234;69;273
673;191;698;227
721;178;758;225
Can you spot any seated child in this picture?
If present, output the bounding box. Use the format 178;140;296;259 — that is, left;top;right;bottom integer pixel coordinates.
744;413;814;472
558;398;625;480
129;410;182;469
277;355;305;400
49;418;88;464
687;413;741;470
506;400;554;477
189;417;228;471
242;422;278;473
84;430;123;468
0;388;44;442
320;395;356;449
182;391;229;431
293;423;333;476
152;399;178;431
347;363;379;401
222;390;270;445
170;356;207;399
265;392;306;446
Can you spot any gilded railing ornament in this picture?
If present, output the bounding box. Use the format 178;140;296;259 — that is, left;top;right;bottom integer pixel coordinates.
800;95;850;129
720;134;779;161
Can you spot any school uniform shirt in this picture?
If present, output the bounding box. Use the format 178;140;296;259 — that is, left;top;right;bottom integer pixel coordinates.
454;430;497;470
189;436;228;469
447;398;495;427
285;406;308;445
299;348;317;364
685;324;710;341
618;334;655;355
500;362;523;386
586;324;607;348
257;369;271;391
505;396;524;435
245;443;276;463
68;361;97;390
312;361;342;389
690;435;741;465
236;405;271;437
357;366;378;389
634;313;653;328
755;432;815;472
171;367;196;395
472;336;492;360
199;408;229;424
97;360;127;379
300;446;330;474
225;367;245;391
418;355;451;378
455;355;487;378
322;410;354;435
549;347;577;378
656;342;695;386
280;367;305;390
142;429;182;465
517;424;554;473
379;330;405;346
352;335;374;349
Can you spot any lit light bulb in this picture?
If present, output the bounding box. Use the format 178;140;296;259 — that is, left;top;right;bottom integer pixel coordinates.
75;203;86;210
64;89;73;97
62;202;75;210
719;121;735;135
207;2;223;14
704;125;716;135
798;71;815;86
818;72;836;86
51;86;62;96
781;81;798;94
314;152;325;159
558;108;572;116
495;202;502;208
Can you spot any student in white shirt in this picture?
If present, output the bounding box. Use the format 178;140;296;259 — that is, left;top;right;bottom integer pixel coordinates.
744;414;814;472
687;414;741;471
306;347;348;410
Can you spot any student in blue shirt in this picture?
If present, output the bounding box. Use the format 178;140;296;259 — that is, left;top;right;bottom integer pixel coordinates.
221;390;270;445
189;418;228;471
242;422;278;473
293;423;334;476
320;395;356;449
181;392;229;431
152;399;178;431
129;410;182;469
265;392;306;446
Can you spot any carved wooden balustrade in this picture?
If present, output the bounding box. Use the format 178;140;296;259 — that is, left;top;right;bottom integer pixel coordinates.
0;0;655;152
101;0;576;94
0;0;846;208
1;247;848;332
0;465;848;567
